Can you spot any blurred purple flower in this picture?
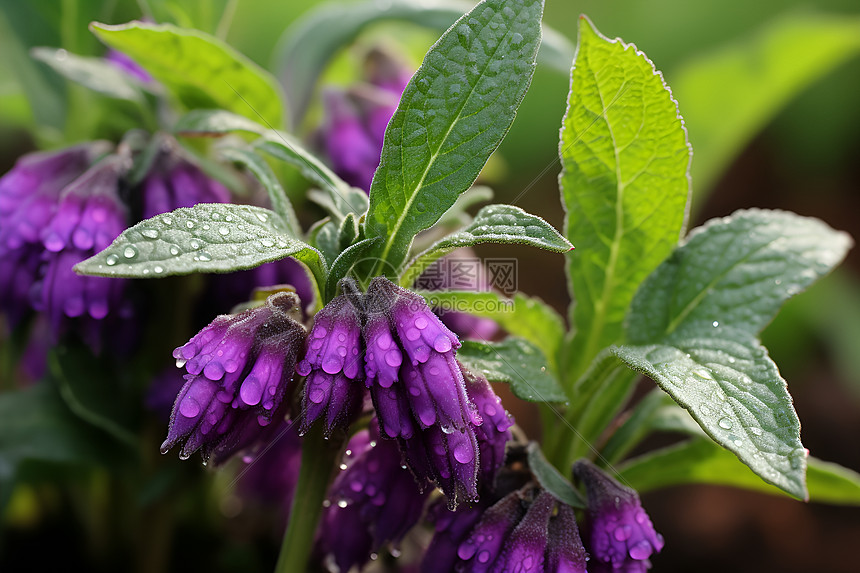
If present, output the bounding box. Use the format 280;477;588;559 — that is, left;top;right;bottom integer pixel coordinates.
574;460;663;572
140;140;230;220
161;292;306;463
33;154;131;341
463;368;513;487
0;143;109;326
317;421;429;571
105;49;153;83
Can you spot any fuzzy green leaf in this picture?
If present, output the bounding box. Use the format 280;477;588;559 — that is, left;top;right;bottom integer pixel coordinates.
74;204;327;290
619;438;860;506
560;16;692;383
526;442;585;508
457;337;566;403
364;0;544;276
31;47;144;101
401;204;571;284
276;0;574;123
617;209;853;500
90;22;284;127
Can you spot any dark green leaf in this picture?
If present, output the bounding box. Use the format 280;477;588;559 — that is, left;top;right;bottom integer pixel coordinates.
218;146;300;236
74;204;327;292
49;345;137;447
307;218;341;264
560;16;692;383
627;209;853;342
325;238;380;302
276;0;573;123
417;290;565;373
401;204;571;284
526;442;585;508
31;47;144;101
617;209;853;500
619;438;860;506
364;0;544;276
457;337;566;403
90;22;284;127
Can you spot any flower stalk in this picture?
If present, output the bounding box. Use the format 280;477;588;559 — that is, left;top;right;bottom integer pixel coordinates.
274;425;342;573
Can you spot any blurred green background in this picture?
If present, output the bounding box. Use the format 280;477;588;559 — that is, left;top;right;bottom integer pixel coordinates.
1;0;859;571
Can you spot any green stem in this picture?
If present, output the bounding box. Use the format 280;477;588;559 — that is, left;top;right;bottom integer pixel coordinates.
274;426;341;573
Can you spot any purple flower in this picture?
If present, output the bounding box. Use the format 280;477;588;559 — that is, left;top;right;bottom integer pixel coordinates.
162;292;306;463
426;486;587;573
33;154;131;340
296;284;365;436
574;460;663;571
140;140;230;220
421;499;485;573
0;143;109;326
321;89;381;192
463;368;513;487
363;277;482;506
317;421;429;571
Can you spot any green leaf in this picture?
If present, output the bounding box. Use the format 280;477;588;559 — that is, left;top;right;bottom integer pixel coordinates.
90;22;284;127
626;209;853;343
457;337;566;403
49;345;137;447
400;204;571;285
0;384;110;505
674;12;860;193
275;0;574;123
325;238;380;302
417;290;565;373
363;0;544;276
526;442;585;508
74;204;327;292
217;146;301;237
31;47;144;101
619;438;860;506
174;109;367;219
308;218;341;264
560;16;692;384
616;209;853;500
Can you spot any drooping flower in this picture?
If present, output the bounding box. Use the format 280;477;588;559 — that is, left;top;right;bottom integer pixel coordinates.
0;142;109;326
463;368;514;487
162;291;306;462
424;486;587;573
139;138;230;220
317;421;430;571
363;276;482;506
574;459;663;572
296;281;366;436
33;153;131;340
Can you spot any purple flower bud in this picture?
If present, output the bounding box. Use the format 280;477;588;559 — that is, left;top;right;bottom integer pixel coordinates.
429;486;588;573
546;503;588;573
463;368;513;487
0;143;109;325
398;423;480;507
162;292;306;463
296;291;365;436
421;499;484;573
236;421;303;522
574;459;664;571
321;90;380;192
318;421;429;571
32;154;130;339
141;143;230;220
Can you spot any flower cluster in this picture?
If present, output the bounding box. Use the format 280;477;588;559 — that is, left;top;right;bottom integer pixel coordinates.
162;291;306;462
574;460;664;572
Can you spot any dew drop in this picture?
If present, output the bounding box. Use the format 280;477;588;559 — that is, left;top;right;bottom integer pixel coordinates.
162;216;173;226
141;228;159;239
261;238;274;247
123;246;138;259
712;321;720;327
255;212;268;223
337;500;348;508
185;221;194;229
169;246;180;256
106;254;119;266
190;239;201;250
718;418;733;430
198;251;212;262
219;226;230;236
750;427;763;436
453;442;474;464
225;214;233;222
510;32;523;46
